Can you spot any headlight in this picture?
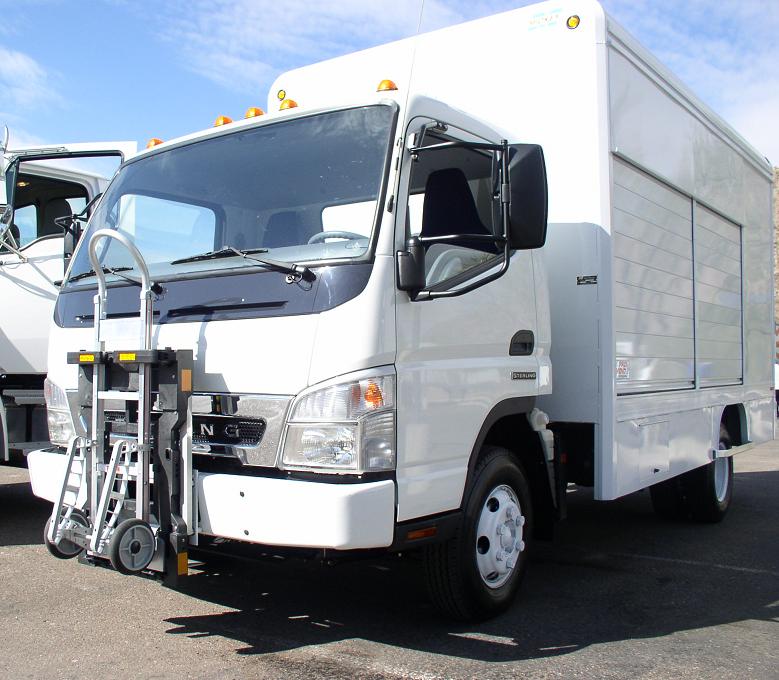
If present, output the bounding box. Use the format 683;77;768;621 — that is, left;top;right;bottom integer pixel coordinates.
44;378;76;447
281;369;395;473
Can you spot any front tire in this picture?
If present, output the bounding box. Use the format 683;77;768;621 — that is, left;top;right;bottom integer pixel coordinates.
424;446;533;621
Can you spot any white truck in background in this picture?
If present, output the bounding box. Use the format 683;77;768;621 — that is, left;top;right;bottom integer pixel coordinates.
0;137;134;464
26;0;774;620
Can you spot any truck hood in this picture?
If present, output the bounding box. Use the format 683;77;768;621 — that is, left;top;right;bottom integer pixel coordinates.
46;256;397;397
47;312;319;397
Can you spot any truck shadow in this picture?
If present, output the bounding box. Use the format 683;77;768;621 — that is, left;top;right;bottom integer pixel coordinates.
0;478;50;547
164;469;779;662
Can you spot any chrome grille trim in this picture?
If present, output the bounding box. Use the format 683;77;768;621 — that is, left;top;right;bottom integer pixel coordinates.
190;393;293;467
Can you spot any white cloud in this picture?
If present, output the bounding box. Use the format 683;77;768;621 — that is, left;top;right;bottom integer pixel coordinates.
0;46;58;109
603;0;779;163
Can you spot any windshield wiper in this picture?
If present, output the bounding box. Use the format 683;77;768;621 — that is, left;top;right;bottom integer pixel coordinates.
67;266;133;283
171;246;315;283
65;266;163;293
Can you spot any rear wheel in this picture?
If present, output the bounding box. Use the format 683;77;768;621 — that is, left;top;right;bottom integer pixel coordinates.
649;424;734;523
686;427;733;523
424;446;533;621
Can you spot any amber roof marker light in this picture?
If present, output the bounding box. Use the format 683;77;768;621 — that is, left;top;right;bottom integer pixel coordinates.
213;115;233;127
245;107;265;118
146;138;163;149
279;99;298;110
567;15;580;29
377;79;398;92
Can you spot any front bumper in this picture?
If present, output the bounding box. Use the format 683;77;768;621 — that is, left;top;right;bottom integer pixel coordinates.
197;472;395;550
26;448;396;551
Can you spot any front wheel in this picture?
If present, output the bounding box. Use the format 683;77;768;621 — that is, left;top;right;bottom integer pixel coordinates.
424;446;533;621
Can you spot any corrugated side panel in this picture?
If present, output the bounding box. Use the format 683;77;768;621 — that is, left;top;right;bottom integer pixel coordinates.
612;158;695;393
694;203;743;386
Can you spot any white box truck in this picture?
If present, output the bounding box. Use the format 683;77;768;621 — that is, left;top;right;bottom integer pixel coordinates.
0;137;134;464
26;0;774;620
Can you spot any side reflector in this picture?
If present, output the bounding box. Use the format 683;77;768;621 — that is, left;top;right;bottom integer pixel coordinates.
146;138;163;149
377;79;398;92
213;115;233;127
407;526;437;541
245;106;265;118
177;551;189;576
181;368;192;392
79;353;95;363
279;99;298;110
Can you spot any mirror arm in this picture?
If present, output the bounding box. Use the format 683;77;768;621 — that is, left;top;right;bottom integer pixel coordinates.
0;225;28;262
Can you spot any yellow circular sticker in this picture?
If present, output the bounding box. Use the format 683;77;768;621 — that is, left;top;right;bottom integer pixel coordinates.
277;89;287;101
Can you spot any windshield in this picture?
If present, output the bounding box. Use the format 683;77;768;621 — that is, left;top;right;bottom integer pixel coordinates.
65;105;395;285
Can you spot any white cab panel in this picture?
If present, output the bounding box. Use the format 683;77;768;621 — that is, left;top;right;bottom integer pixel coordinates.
0;236;62;374
394;252;541;522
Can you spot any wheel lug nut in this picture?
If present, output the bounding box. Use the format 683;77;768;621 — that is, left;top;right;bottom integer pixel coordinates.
496;550;505;562
497;525;506;536
507;555;517;569
506;506;516;520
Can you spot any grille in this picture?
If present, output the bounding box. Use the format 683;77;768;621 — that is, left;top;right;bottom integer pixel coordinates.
192;416;266;447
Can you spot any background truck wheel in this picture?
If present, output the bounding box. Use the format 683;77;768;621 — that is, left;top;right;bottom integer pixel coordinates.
43;508;89;560
649;424;733;523
108;519;156;574
424;446;533;621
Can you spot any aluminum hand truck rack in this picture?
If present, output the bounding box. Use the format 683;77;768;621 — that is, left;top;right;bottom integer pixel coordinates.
44;229;193;582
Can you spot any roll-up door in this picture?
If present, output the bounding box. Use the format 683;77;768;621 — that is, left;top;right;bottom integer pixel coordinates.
612;158;695;394
694;204;743;386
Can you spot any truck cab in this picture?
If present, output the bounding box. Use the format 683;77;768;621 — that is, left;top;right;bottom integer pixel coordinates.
0;140;134;462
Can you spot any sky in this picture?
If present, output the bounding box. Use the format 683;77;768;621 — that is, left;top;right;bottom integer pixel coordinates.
0;0;777;165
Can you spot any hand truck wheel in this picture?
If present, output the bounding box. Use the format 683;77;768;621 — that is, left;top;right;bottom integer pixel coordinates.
108;518;156;574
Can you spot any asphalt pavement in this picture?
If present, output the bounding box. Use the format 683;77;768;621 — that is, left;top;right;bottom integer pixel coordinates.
0;444;777;679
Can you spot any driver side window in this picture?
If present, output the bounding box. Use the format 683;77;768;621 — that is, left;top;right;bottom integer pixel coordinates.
407;137;500;288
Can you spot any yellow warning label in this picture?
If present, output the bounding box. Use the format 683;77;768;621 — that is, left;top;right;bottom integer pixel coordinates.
118;352;137;362
79;354;95;362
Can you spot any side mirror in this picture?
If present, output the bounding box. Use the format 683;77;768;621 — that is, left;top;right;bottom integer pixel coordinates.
507;144;548;250
397;235;425;294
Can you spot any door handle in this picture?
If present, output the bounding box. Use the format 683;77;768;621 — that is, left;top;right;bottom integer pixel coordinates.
509;330;534;356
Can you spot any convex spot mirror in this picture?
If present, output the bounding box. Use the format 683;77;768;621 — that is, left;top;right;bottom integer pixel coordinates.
507;144;548;250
